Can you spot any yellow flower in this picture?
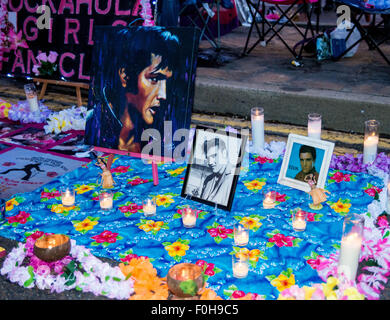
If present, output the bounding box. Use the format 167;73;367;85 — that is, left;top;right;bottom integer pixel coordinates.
271;273;295;292
75;184;95;194
165;241;189;257
240;217;262;230
167;167;185;176
244;180;266;191
6;198;19;211
330;200;351;213
51;204;75;213
303;286;317;300
236;248;261;262
322;276;339;298
343;287;365;300
139;220;164;233
74;218;98;232
156;194;174;206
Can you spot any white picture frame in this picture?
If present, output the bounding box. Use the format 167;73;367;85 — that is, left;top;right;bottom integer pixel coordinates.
277;134;335;193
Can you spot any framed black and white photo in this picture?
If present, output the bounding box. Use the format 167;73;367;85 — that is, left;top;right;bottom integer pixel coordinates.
277;134;335;193
181;126;248;211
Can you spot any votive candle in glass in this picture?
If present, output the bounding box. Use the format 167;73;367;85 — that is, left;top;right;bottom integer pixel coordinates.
99;191;113;211
232;254;249;279
251;107;264;153
263;190;276;209
363;120;379;164
61;187;75;207
307;113;322;140
24;83;39;112
292;209;307;232
234;223;249;246
338;213;364;281
182;207;197;228
143;197;156;217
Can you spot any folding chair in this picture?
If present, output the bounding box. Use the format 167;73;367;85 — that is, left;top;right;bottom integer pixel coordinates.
179;0;222;50
242;0;320;60
333;0;390;64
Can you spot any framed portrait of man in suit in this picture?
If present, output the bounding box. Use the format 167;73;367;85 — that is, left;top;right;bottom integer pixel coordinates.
277;134;335;193
181;125;248;211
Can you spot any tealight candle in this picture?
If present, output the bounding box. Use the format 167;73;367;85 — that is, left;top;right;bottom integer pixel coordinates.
292;209;307;232
99;192;113;210
263;191;276;209
307;113;322;140
143;198;156;217
234;224;249;246
363;120;379;164
24;83;39;112
182;207;197;228
251;107;264;153
338;214;364;281
61;188;75;207
232;255;249;279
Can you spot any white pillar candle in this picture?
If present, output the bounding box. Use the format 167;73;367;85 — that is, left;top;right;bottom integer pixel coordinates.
182;209;197;228
143;199;156;217
61;191;75;207
234;226;249;246
251;107;264;153
27;96;39;112
232;261;249;278
307;113;322;140
292;218;306;231
363;135;379;164
338;232;362;281
24;83;39;112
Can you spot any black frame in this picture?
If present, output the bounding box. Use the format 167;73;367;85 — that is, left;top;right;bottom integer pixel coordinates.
181;125;248;211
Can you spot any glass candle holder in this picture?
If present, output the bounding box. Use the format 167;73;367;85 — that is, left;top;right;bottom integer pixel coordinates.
24;83;39;112
61;187;75;207
338;213;364;281
363;120;379;164
232;254;249;279
292;208;307;232
182;207;197;228
234;223;249;246
251;107;264;153
307;113;322;140
99;191;113;211
143;197;156;217
263;190;276;209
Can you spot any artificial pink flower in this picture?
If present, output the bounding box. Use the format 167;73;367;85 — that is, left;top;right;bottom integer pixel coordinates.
207;225;233;239
41;190;60;199
269;233;295;247
8;29;28;51
32;64;40;75
119;203;142;213
254;156;273;164
377;216;389;228
275;192;286;202
232;290;245;299
91;230;119;244
364;186;382;197
195;260;207;268
36;52;48;62
7;211;30;224
128;177;149;186
120;253;139;263
307;256;324;269
204;266;215;276
47;51;58;63
306;211;316;222
111;165;131;173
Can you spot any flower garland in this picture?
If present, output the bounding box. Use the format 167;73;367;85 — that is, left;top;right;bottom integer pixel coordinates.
7;100;53;123
44;106;87;134
1;233;134;299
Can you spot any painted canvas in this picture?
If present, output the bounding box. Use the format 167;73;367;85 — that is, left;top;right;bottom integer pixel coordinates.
84;26;200;158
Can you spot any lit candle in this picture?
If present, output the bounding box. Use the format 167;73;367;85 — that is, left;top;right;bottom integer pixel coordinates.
232;260;249;279
307;113;322;140
234;225;249;246
363;120;379;164
99;193;113;210
24;83;39;112
182;208;197;228
61;190;75;207
251;107;264;153
143;198;156;217
292;210;306;232
263;191;276;209
338;232;362;281
363;134;379;164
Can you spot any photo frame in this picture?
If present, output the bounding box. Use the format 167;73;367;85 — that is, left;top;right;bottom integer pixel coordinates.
181;125;248;211
277;134;335;193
